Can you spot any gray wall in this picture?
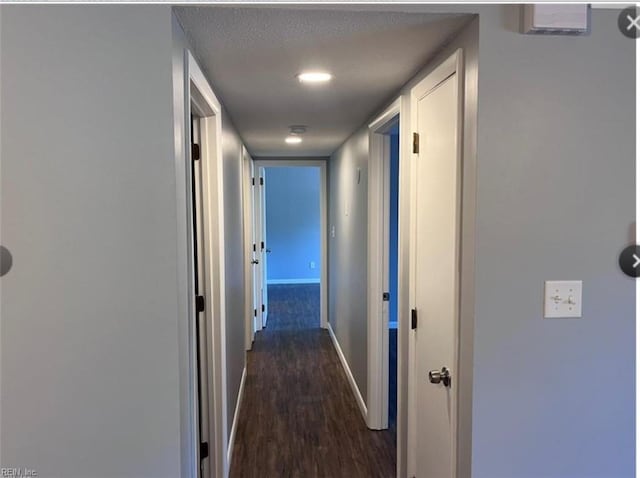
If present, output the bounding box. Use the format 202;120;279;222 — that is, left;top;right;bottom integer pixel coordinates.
1;6;182;477
220;109;247;436
471;8;635;477
328;126;370;402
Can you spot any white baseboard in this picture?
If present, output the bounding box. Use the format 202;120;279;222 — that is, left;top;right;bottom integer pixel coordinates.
227;366;247;466
327;323;368;422
267;278;321;285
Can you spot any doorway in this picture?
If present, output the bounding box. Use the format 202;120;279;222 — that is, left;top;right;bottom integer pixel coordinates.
263;166;322;329
251;160;328;331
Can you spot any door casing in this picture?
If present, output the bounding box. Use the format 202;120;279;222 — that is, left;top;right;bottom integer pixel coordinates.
251;159;329;330
180;50;228;478
367;99;402;432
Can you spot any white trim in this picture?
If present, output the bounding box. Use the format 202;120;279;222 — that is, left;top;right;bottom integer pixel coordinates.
253;159;329;329
327;323;368;421
407;48;464;478
184;51;228;478
367;98;401;431
267;278;321;285
242;147;256;351
227;366;247;467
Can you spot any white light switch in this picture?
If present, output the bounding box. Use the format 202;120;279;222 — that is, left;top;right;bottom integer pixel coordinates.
544;281;582;318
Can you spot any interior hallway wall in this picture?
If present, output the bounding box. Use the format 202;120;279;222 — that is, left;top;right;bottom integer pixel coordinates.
471;8;635;477
1;6;182;477
265;167;321;283
220;110;247;437
328;129;370;404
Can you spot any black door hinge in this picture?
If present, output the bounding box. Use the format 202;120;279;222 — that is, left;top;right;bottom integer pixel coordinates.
253;243;256;252
261;241;265;251
413;132;419;154
196;295;205;313
411;308;418;329
382;292;390;301
252;177;255;186
261;304;265;313
192;143;201;161
200;441;209;460
260;177;264;186
254;309;257;317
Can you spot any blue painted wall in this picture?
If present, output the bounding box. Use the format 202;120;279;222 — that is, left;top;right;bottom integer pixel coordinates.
389;132;400;327
265;167;321;283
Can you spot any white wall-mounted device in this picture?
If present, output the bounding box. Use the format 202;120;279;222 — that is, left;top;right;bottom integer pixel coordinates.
522;5;590;35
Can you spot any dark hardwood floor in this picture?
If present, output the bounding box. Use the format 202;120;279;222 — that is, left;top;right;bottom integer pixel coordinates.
229;284;396;478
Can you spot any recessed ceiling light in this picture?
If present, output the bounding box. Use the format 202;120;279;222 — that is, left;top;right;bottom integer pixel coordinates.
297;71;333;84
285;136;302;145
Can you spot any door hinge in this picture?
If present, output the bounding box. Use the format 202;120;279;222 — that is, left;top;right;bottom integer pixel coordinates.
261;304;265;313
253;243;256;252
200;441;209;460
411;308;418;329
192;143;201;161
261;241;265;251
413;132;419;154
254;309;257;317
382;292;390;301
252;177;256;186
260;177;264;186
196;295;205;313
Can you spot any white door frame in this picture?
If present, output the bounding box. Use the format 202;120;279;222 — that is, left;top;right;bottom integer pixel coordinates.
180;50;228;478
252;159;328;329
367;98;401;431
407;48;465;478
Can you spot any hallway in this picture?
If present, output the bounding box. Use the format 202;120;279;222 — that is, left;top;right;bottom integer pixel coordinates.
229;285;396;478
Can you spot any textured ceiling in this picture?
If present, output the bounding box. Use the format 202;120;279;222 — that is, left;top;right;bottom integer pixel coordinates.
175;6;471;157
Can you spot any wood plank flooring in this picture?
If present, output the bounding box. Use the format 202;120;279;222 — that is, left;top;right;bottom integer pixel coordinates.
229;284;396;478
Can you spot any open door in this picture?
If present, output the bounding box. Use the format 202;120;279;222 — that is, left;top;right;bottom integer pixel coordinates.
258;167;269;327
190;115;210;478
243;148;261;348
252;167;266;332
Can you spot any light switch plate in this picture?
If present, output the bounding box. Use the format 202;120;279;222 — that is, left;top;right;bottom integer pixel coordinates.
544;280;582;318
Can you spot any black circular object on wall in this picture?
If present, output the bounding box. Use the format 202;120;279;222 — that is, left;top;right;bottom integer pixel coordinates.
0;246;13;277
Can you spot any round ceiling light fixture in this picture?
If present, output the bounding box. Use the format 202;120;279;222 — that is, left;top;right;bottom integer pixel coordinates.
285;136;303;145
297;71;333;84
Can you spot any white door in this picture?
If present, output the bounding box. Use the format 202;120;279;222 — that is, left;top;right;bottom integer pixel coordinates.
253;167;265;332
243;150;260;346
191;116;210;478
411;52;462;478
258;167;269;327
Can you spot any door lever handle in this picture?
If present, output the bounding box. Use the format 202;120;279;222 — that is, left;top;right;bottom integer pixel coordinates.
428;367;451;387
251;260;259;265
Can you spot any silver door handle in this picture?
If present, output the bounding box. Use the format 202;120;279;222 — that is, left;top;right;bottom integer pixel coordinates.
428;367;451;387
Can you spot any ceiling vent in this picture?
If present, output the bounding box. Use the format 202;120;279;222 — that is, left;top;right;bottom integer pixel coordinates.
289;125;307;135
521;5;590;35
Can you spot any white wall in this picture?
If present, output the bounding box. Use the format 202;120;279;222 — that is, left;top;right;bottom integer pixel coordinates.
1;6;182;477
